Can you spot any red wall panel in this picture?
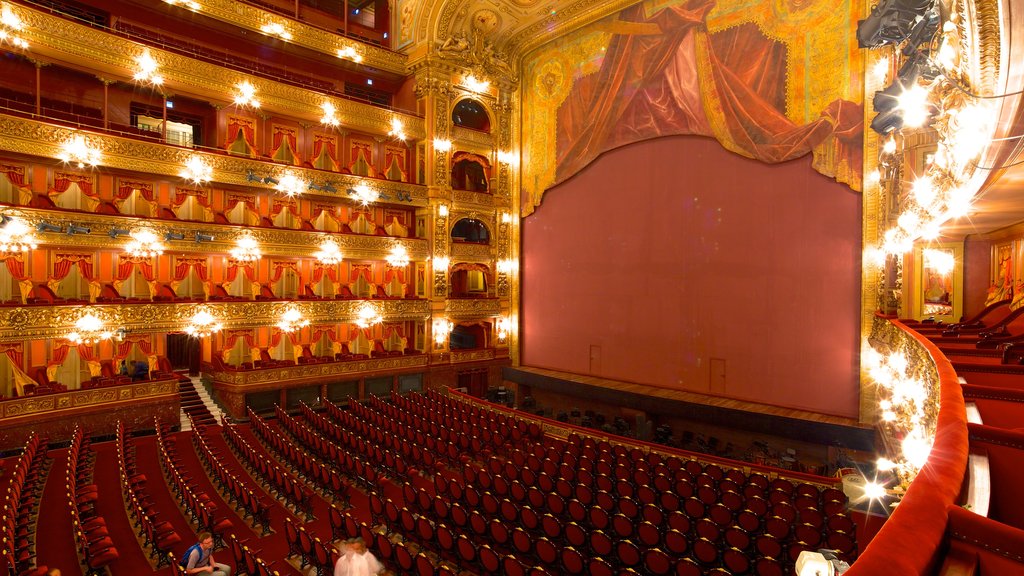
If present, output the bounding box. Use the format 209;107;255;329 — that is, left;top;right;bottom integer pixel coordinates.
522;135;862;417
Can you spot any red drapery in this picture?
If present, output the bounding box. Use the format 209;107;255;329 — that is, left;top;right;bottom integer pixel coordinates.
271;126;300;163
222;330;255;352
115;336;153;360
270;329;301;348
384;146;408;181
313;134;338;164
116;180;154;201
52;253;95;282
271;197;302;217
383;324;405;339
2;252;27;279
350;265;373;283
225;116;256;149
270;261;299;283
2;164;27;188
173;188;211;207
550;1;862;204
350;142;375;176
225;194;257;212
384;266;406;284
173;257;209;282
52;172;96;197
225;259;257;283
1;342;23;366
312;261;339;283
311;325;338;344
451;262;493;282
116;255;155;282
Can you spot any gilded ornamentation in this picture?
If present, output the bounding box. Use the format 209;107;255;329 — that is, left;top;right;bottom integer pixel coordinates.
452;190;495;206
0;299;431;342
209;354;429;390
445;298;501;319
451;243;492;262
0;379;177;420
451;349;495;363
0;114;427;205
452;126;493;148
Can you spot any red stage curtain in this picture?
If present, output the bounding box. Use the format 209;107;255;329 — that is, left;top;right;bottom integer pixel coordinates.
52;172;96;197
311;325;337;344
350;142;375;176
553;1;862;194
52;253;94;281
225;194;257;212
225;117;256;149
2;164;27;188
271;126;300;163
2;252;27;279
312;262;338;283
272;197;302;217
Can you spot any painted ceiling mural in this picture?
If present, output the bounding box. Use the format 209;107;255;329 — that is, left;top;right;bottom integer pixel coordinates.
521;0;867;216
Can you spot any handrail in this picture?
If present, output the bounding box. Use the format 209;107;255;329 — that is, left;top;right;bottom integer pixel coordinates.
447;388;843;487
845;319;968;575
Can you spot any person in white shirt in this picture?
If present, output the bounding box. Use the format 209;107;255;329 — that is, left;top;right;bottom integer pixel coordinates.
334;538;383;576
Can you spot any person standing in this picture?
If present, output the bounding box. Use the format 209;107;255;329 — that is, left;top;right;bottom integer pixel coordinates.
182;533;231;576
334;538;382;576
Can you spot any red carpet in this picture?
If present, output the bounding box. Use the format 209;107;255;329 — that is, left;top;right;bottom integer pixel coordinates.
33;448;82;576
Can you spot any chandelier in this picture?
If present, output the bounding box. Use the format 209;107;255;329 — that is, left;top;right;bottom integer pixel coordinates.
388;118;405;141
233;80;261;108
67;312;115;345
260;21;292;41
320;101;340;127
275;172;305;197
0;2;28;49
354;303;382;329
184;309;222;338
180;155;213;184
386;245;410;268
337;45;363;63
277;307;310;333
350;184;379;206
432;317;454;345
124;229;165;258
315;240;343;265
0;216;39;253
133;49;164;85
58;135;102;169
230;235;261;262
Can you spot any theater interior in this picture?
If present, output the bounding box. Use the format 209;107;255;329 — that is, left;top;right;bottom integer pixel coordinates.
1;0;1023;574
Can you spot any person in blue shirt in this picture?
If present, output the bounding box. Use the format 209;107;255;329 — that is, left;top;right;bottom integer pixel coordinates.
182;533;231;576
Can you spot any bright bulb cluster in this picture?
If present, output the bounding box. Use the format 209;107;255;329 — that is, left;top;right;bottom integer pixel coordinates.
230;235;261;262
351;184;379;206
133;49;164;85
67;313;114;345
277;307;309;333
58;135;102;169
185;309;222;338
0;3;29;48
180;155;213;184
0;217;39;253
432;317;454;345
315;240;343;265
233;81;261;108
320;101;340;127
337;46;363;63
275;172;305;197
260;22;292;40
386;245;410;268
388;118;405;141
124;229;165;258
355;303;383;329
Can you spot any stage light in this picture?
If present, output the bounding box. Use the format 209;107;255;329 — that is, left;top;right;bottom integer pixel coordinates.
66;224;91;235
857;0;935;48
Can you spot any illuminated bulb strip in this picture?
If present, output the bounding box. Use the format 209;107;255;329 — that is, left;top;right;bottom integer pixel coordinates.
388;118;405;141
386;245;410;268
350;184;379;206
354;303;383;329
277;307;309;333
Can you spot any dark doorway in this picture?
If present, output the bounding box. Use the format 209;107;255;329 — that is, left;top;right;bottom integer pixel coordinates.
166;333;201;376
457;369;488;398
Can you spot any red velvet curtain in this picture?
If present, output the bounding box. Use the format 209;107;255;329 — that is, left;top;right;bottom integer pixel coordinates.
0;342;23;365
115;337;153;360
225;260;257;282
313;135;337;162
271;127;300;162
383;324;405;339
117;181;154;201
49;341;71;367
384;147;407;180
270;261;298;283
350;143;375;175
116;256;155;282
2;253;27;280
2;164;27;187
311;325;337;344
52;173;96;197
222;330;255;351
225;194;257;212
350;266;373;283
272;198;302;217
553;1;862;189
452;262;492;282
225;117;256;149
270;329;301;348
173;189;210;207
52;254;94;281
174;258;209;281
312;262;338;283
384;267;406;283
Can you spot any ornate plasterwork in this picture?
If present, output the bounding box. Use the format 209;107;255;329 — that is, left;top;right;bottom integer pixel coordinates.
451;349;496;363
0;115;427;205
451;242;493;262
452;190;496;207
452;126;494;148
17;5;424;139
0;379;178;420
445;298;501;319
209;354;430;388
0;299;431;342
182;0;407;75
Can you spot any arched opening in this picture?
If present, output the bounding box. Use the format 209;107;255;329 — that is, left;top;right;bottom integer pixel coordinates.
451;154;490;192
450;264;490;298
451;218;490;244
451;324;487;350
452;99;491;132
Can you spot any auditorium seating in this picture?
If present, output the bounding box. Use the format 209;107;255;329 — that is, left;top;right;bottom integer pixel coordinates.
1;433;50;576
65;427;120;575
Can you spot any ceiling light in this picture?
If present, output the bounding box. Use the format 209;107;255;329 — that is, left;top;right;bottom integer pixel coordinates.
67;312;115;345
233;81;261;108
349;184;379;206
133;49;164;85
58;134;102;168
354;303;382;329
275;171;305;197
185;308;222;338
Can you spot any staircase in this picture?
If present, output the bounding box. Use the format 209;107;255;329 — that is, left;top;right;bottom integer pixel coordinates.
178;375;222;431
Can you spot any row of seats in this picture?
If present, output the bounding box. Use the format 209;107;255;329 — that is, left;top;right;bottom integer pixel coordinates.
65;427;120;575
282;517;337;576
0;433;50;576
358;396;503;462
224;534;280;576
222;420;315;519
190;419;273;534
153;421;235;548
115;422;182;567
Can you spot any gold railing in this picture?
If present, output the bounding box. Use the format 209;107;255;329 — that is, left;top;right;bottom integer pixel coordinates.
0;378;178;420
208;354;429;387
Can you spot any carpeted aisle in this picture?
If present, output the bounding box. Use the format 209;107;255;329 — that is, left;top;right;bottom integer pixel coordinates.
89;442;161;575
33;448;83;576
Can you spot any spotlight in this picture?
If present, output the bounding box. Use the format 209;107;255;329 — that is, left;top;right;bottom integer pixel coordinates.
194;232;215;243
108;228;131;238
901;9;940;55
37;222;63;233
870;110;905;135
66;224;91;235
856;0;935;48
873;52;937;113
262;176;279;185
165;232;186;241
245;170;263;184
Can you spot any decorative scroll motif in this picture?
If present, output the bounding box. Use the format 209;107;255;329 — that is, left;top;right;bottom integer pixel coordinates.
435;32;514;82
451;126;493;148
494;100;514;201
15;5;424;138
452;190;494;206
0;115;428;204
451;242;492;262
0;205;428;261
433;208;450;298
209;354;429;388
0;299;432;342
445;298;501;319
0;378;177;420
451;349;495;363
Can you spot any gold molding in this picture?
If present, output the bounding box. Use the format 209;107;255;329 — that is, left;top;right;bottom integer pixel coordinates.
445;298;500;319
451;242;493;263
209;354;429;388
0;378;178;420
451;349;495;363
0;299;431;342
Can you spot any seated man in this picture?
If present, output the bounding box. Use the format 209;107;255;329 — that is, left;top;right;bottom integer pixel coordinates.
182;532;231;576
130;360;149;381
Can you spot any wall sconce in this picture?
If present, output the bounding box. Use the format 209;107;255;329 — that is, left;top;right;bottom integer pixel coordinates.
180;155;213;184
500;212;512;224
438;205;449;217
337;45;363;63
260;21;292;41
315;240;343;265
165;231;185;241
496;317;511;341
0;3;29;49
386;245;410;268
233;80;261;108
0;216;38;253
275;171;306;197
465;74;490;93
433;318;454;345
388;118;406;141
433;138;452;152
124;229;165;258
433;256;449;271
497;151;519;166
185;308;223;338
497;259;516;274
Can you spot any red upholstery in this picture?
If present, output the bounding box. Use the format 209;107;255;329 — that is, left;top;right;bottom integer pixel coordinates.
967;423;1024;530
96;283;125;302
26;284;64;305
945;505;1024;574
962;384;1024;430
152;283;178;302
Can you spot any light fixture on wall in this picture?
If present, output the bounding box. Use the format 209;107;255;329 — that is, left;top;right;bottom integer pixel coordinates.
164;0;200;9
432;256;449;270
180;155;213;184
337;45;363;63
260;21;292;41
497;259;516;274
432;317;454;345
354;302;383;329
194;232;215;243
230;234;261;262
58;134;102;169
233;80;261;108
274;171;306;197
133;49;164;85
497;150;519;167
348;184;380;206
386;245;410;268
277;307;310;333
315;240;343;265
67;311;116;345
0;2;29;49
464;74;490;93
0;216;38;253
184;308;222;338
124;229;165;258
496;317;511;341
320;101;340;127
433;138;452;152
387;117;406;141
66;224;91;236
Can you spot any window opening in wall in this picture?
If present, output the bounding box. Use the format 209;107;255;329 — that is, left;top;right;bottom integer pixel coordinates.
451;218;490;243
135;114;195;147
452;99;491;132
